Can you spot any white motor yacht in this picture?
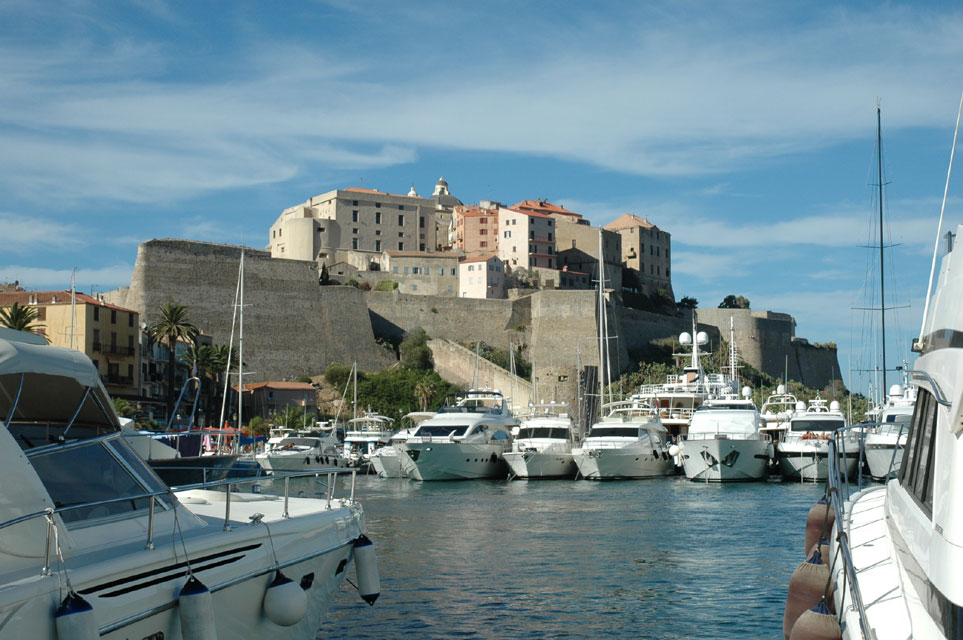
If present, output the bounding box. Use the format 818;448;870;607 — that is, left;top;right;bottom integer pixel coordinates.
776;396;857;482
572;396;674;480
255;432;340;473
825;210;963;639
342;413;395;469
399;389;517;481
863;383;916;480
677;389;772;482
0;327;377;639
370;412;434;478
504;402;579;479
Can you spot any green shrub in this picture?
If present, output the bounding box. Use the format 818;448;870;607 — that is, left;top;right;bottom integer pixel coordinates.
374;280;398;292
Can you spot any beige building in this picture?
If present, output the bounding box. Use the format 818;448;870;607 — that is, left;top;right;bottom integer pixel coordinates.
239;381;318;421
0;290;142;399
497;207;557;271
453;204;500;257
459;255;507;299
604;214;673;297
268;178;462;265
381;251;460;296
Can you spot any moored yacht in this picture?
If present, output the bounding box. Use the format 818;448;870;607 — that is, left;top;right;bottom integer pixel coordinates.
370;411;434;478
504;401;578;479
863;383;916;480
342;412;395;469
254;432;340;473
572;396;674;480
399;389;517;481
0;326;377;639
776;396;857;482
677;389;772;482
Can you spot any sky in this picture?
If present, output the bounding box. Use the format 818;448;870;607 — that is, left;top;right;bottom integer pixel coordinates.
2;0;962;397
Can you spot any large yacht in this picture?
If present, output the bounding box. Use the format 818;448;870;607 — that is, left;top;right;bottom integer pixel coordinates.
370;411;434;478
635;321;733;437
677;389;771;482
398;389;517;481
341;412;395;469
0;327;376;638
863;383;916;480
776;396;858;482
826;206;963;638
504;402;579;479
572;396;674;480
254;431;340;473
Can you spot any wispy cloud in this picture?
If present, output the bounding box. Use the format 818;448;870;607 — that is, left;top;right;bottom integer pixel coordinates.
0;264;133;292
0;213;86;254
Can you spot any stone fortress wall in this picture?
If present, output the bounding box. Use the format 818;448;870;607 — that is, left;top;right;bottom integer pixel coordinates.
118;240;840;405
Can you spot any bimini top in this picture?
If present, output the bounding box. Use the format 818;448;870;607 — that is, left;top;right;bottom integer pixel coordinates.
0;328;119;447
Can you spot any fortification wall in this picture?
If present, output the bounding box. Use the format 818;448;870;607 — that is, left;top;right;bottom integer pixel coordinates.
125;239;393;382
791;340;841;390
428;339;532;409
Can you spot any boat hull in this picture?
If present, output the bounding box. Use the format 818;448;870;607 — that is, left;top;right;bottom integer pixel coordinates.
573;447;674;480
370;448;408;478
864;433;905;480
256;451;341;473
680;438;771;482
504;451;577;479
400;442;509;480
777;445;859;482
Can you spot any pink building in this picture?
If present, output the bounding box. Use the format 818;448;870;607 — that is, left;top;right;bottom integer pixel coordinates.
497;207;557;271
458;255;507;299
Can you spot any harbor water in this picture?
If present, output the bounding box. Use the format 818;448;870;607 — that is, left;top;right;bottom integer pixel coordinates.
312;475;825;639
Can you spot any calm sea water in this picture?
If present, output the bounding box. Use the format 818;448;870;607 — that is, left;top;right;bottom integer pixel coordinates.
317;475;824;639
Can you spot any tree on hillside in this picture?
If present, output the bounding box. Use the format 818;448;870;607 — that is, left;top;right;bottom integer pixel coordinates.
0;302;44;334
677;296;698;310
148;301;198;422
718;295;750;309
319;263;330;286
400;328;433;370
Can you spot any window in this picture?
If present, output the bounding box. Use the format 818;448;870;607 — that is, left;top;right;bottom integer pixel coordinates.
450;268;456;276
480;228;488;235
110;309;117;324
572;239;576;248
399;204;404;210
352;210;358;222
404;266;410;275
480;218;487;224
480;241;488;248
376;203;381;208
93;328;100;348
393;266;399;274
439;268;445;275
376;240;382;251
468;265;474;272
420;217;425;228
127;364;134;380
548;232;553;241
128;335;134;353
319;227;325;233
529;230;534;240
411;284;418;291
505;231;511;239
397;214;404;226
900;389;938;514
353;228;359;234
376;212;382;224
512;219;517;225
37;307;46;321
278;228;282;237
352;200;359;206
352;238;358;250
398;232;404;238
272;230;275;238
398;242;404;251
375;229;381;236
420;243;425;251
488;264;494;271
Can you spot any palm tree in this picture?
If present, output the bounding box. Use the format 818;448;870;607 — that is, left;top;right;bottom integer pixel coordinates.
0;302;44;334
179;342;218;425
148;302;198;421
414;379;435;411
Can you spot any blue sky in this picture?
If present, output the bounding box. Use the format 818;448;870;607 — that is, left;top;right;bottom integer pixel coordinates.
2;1;962;396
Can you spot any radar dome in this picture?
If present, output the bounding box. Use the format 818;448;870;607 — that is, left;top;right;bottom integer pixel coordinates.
742;386;752;398
777;384;786;394
796;401;807;412
830;401;841;412
696;331;709;345
679;332;692;345
889;384;903;398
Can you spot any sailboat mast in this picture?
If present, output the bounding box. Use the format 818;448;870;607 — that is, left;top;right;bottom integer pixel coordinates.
597;231;607;405
877;107;887;393
218;254;242;431
69;268;76;350
238;250;245;432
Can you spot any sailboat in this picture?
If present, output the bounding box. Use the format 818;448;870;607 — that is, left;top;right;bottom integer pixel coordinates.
572;232;674;479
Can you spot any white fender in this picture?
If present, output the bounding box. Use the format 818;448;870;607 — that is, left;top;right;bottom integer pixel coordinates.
55;592;98;640
179;576;218;640
354;534;380;605
263;570;307;626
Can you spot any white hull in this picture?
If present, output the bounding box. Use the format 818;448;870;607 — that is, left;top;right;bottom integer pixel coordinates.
2;496;365;639
370;447;408;478
680;438;771;482
777;444;859;482
401;442;509;480
573;446;674;480
256;451;340;473
504;451;577;478
864;433;905;480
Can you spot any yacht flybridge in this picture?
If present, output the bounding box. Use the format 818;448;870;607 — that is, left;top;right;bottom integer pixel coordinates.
504;401;579;479
775;396;857;482
678;391;771;482
863;382;916;480
0;327;378;639
398;388;517;481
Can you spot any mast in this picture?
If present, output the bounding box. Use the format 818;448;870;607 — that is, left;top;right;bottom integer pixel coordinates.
218;254;242;431
69;268;76;349
597;231;608;406
877;107;887;393
238;250;245;433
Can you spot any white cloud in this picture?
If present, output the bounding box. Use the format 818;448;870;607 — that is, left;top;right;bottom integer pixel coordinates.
0;213;86;254
0;264;133;292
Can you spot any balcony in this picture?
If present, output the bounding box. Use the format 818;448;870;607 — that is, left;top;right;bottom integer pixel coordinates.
103;344;136;356
102;375;135;386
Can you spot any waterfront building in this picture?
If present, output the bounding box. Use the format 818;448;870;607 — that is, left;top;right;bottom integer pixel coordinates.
459;255;507;299
269;178;462;264
239;381;318;422
381;251;460;296
0;290;141;399
603;214;673;298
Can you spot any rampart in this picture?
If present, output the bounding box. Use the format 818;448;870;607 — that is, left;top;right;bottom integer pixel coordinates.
122;239;394;382
428;339;532;409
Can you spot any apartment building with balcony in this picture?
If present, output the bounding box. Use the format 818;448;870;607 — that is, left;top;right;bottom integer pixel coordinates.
268;178;462;267
497;206;557;271
453;203;500;257
0;290;141;399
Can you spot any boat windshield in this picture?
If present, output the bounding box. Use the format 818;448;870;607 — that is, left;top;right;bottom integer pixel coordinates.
790;419;845;432
517;427;570;439
415;425;468;437
587;427;640;438
28;435;168;525
276;437;319;448
884;413;912;426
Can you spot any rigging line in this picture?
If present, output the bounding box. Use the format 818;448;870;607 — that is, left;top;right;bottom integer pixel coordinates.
919;90;963;346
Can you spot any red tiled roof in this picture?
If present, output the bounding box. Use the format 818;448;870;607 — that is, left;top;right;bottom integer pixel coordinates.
501;206;552;220
0;290;137;314
384;251;460;259
459;255;500;263
513;199;583;219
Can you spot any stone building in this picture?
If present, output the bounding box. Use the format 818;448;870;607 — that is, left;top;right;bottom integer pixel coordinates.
497;206;557;270
268;178;462;264
458;255;507;299
381;251;460;296
239;381;318;422
0;290;142;399
604;214;673;298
